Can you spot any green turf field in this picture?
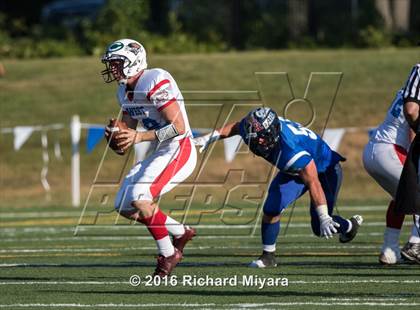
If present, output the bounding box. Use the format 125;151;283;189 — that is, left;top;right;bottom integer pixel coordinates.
1;203;420;309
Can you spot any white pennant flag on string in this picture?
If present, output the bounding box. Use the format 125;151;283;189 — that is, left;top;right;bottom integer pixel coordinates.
322;128;346;151
41;132;51;201
54;140;63;160
223;135;243;163
13;126;34;151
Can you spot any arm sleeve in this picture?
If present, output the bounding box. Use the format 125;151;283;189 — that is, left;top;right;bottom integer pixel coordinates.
403;65;420;104
282;149;313;174
147;72;177;111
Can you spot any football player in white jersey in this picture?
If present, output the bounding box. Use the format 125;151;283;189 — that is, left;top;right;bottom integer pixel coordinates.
363;64;420;265
101;38;197;276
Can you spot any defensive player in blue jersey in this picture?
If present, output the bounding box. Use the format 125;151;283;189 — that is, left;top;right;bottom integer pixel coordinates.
194;107;363;267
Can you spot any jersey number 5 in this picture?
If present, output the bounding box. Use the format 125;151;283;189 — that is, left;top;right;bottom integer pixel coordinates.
286;124;317;140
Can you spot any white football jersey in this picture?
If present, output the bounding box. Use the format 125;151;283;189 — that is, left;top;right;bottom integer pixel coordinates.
371;89;411;150
116;68;192;143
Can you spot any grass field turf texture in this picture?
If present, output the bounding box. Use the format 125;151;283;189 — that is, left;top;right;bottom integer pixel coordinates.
1;203;420;309
2;49;420;308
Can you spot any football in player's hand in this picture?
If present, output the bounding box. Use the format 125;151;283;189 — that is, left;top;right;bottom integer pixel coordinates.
105;118;128;155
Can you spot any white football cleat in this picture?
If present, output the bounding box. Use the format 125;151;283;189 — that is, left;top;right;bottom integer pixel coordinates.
249;259;267;268
249;251;277;268
379;246;401;265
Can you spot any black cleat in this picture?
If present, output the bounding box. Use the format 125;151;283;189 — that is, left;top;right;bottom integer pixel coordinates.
249;251;277;268
339;215;363;243
401;242;420;264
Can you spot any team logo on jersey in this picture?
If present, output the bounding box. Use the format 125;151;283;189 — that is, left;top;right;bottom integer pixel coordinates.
154;90;170;102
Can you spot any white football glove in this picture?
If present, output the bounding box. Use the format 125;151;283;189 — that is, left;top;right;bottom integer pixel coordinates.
192;130;221;153
316;204;340;239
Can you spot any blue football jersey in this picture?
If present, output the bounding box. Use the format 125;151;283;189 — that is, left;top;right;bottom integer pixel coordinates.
239;117;344;174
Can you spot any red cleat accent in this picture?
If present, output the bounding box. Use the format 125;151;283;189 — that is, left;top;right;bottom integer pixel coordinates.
153;248;182;277
173;226;196;253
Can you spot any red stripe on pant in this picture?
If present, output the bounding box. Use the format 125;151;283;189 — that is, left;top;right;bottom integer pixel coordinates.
150;138;191;198
138;209;168;240
393;144;407;165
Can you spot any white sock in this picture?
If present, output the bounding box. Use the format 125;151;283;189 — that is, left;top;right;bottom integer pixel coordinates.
346;220;353;233
263;244;276;253
156;236;175;257
382;227;401;249
409;216;420;244
165;216;185;238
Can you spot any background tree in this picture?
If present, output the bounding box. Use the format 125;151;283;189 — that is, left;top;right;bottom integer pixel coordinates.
288;0;309;41
148;0;170;35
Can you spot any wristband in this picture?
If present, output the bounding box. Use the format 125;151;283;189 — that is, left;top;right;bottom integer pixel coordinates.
155;124;179;142
208;130;221;143
315;204;329;218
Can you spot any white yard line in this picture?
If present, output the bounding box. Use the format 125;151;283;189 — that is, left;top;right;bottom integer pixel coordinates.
0;279;419;285
0;221;396;234
0;301;419;308
1;212;85;219
1;227;76;234
232;302;420;307
291;280;420;284
324;298;407;301
0;281;126;285
0;205;387;219
0;232;397;242
0;244;382;254
0;235;260;242
0;303;212;308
